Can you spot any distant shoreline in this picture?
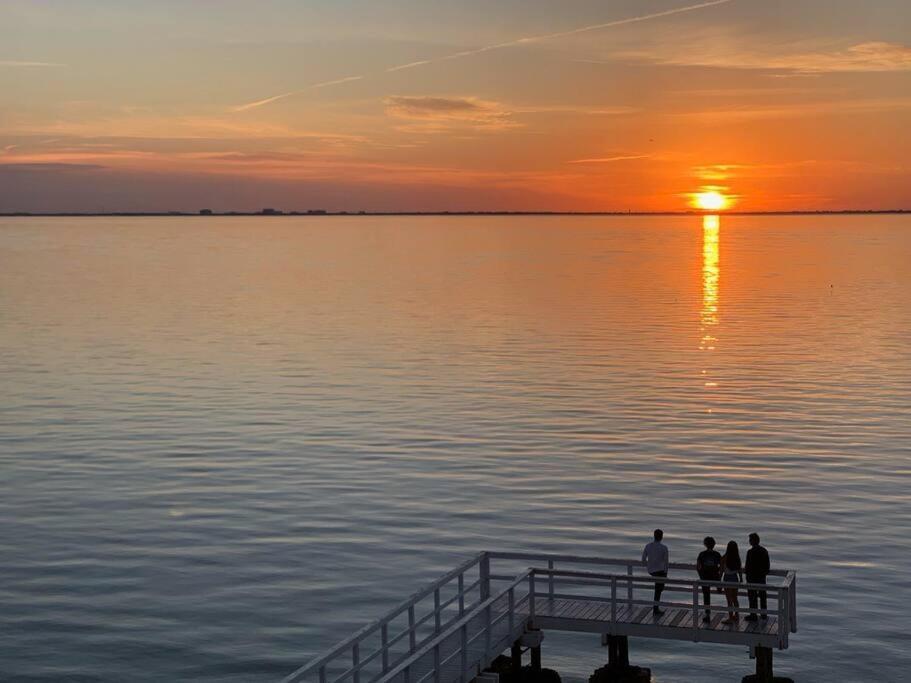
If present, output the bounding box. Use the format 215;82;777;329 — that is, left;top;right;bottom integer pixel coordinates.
1;209;909;217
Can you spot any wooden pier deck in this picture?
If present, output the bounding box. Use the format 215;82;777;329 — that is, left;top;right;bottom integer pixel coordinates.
281;551;797;683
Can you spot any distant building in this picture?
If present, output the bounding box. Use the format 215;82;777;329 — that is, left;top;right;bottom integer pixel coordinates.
260;208;283;215
199;209;213;215
307;209;328;215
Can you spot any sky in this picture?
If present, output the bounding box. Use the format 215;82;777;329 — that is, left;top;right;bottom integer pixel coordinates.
1;0;910;212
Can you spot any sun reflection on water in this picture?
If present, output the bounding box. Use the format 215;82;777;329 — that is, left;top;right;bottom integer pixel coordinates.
700;215;720;391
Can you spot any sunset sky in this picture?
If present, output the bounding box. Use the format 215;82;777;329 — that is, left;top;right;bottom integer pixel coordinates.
2;0;910;212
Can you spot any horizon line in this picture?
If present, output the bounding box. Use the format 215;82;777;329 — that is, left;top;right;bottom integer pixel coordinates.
2;209;909;217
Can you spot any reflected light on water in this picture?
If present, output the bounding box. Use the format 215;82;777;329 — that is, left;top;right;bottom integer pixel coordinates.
700;214;720;389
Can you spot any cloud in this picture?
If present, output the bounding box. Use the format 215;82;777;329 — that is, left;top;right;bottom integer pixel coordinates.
568;155;650;164
0;60;66;68
511;104;637;116
680;96;911;121
781;42;911;73
384;96;517;131
0;162;103;171
626;41;911;73
233;0;735;110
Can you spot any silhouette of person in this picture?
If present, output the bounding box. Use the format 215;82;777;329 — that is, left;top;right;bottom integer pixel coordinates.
696;536;722;621
745;532;770;621
720;540;743;624
642;529;669;615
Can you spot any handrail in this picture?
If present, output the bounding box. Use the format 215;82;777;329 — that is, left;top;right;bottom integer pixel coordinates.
375;570;533;683
282;553;485;683
488;551;791;579
531;567;784;593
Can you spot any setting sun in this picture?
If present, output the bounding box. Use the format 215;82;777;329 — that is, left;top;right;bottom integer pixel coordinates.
693;191;729;211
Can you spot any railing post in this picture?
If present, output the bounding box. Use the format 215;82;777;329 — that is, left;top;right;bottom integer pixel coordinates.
778;587;787;649
408;605;416;650
692;582;700;640
434;588;441;633
404;664;411;683
319;666;327;683
480;552;490;601
433;642;441;683
381;623;389;673
790;573;798;632
548;559;554;601
460;623;468;683
484;603;492;655
627;565;633;608
508;586;515;633
529;573;536;626
610;576;617;625
458;572;465;616
352;642;360;683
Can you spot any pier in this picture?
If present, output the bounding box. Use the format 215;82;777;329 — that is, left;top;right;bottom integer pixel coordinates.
282;551;797;683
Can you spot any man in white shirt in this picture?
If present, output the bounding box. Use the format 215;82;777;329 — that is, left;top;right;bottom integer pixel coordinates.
642;529;669;615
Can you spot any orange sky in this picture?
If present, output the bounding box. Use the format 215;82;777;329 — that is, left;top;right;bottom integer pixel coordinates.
1;0;910;212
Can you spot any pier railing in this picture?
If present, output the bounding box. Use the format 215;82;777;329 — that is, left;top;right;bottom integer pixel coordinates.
485;551;797;641
282;554;488;683
282;551;797;683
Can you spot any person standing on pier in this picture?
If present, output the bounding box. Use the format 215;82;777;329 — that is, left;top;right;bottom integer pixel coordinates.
696;536;722;622
720;540;743;624
642;529;669;615
745;533;770;621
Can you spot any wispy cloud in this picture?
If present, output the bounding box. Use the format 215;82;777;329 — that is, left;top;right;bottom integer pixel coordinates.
625;41;911;73
0;60;66;68
384;96;517;132
680;96;911;121
568;155;650;164
233;0;735;111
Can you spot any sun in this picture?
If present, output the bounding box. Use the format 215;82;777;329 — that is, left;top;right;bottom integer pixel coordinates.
693;190;729;211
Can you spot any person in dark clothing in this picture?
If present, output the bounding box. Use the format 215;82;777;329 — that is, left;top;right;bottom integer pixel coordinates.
696;536;722;621
745;532;771;621
720;540;743;624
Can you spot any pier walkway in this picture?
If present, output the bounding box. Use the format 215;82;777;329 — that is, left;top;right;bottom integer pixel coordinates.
281;551;797;683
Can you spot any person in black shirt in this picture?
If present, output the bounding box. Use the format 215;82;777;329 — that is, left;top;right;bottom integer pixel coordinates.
696;536;722;622
745;532;770;621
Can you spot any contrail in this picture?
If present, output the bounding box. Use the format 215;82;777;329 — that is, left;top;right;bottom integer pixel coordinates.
385;0;735;72
568;155;651;164
232;75;364;112
234;0;735;111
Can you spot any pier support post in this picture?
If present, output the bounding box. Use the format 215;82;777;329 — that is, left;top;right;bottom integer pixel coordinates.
755;647;773;683
602;636;629;669
594;635;649;682
520;629;543;675
511;641;522;672
742;647;791;683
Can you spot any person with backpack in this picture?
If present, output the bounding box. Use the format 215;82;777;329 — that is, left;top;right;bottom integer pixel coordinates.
696;536;722;622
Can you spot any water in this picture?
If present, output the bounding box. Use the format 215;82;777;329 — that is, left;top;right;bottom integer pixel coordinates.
1;215;909;682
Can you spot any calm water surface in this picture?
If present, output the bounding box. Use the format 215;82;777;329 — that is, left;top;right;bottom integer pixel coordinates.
1;216;909;682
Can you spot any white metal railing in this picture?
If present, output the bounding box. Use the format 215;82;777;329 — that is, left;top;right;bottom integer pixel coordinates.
526;566;794;648
375;570;533;683
282;551;797;683
484;551;796;644
282;554;490;683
